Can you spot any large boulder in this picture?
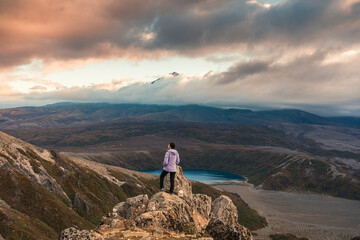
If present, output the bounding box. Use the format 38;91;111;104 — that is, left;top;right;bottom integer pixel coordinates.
206;218;253;240
163;166;192;201
192;194;212;230
193;194;212;218
210;195;238;226
112;194;149;220
136;192;196;233
112;201;125;217
206;195;254;240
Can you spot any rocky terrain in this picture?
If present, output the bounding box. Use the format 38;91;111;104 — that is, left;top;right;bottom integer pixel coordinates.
59;166;253;240
0;131;264;239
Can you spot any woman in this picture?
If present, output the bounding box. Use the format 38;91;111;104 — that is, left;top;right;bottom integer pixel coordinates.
160;142;180;195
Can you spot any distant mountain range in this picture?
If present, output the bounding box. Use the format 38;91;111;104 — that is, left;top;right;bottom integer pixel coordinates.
0;102;359;129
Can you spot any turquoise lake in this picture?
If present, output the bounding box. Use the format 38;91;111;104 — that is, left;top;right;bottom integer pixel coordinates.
140;169;244;184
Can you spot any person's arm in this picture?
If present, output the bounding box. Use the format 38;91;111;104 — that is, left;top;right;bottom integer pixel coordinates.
176;152;180;164
163;151;169;167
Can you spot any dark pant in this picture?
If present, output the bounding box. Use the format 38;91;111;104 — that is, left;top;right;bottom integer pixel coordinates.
160;170;176;193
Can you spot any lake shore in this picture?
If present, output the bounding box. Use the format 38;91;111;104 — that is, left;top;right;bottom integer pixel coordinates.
211;181;360;240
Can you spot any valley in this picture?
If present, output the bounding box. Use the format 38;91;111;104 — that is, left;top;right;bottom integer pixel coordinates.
1;103;360;239
213;182;360;240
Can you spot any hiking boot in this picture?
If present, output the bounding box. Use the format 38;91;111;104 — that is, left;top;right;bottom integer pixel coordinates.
169;192;173;195
160;188;165;192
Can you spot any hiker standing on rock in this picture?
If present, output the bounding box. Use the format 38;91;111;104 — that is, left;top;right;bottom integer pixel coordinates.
160;142;180;195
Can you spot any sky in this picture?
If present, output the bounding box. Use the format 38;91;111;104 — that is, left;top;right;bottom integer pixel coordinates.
0;0;360;116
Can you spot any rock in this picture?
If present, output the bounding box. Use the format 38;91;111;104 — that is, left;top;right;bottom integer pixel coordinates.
210;195;238;226
113;194;149;220
96;216;136;236
137;192;196;233
0;233;4;240
192;194;212;230
125;194;149;220
193;194;212;218
112;201;126;217
73;192;92;215
206;218;253;240
59;168;253;240
59;227;101;240
135;210;168;232
163;166;192;201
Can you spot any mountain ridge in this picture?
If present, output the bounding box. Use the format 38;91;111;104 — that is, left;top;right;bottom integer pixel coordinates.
0;103;358;129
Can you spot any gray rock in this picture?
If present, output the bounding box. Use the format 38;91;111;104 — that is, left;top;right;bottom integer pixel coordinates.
73;192;92;215
137;192;195;233
210;195;238;226
113;194;149;220
59;227;101;240
206;218;253;240
164;166;192;202
125;194;149;220
193;194;212;218
112;201;126;217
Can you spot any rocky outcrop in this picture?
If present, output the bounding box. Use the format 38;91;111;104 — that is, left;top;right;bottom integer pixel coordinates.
137;192;196;233
164;165;192;201
206;195;253;240
210;195;238;226
113;194;149;220
60;166;253;240
192;193;213;230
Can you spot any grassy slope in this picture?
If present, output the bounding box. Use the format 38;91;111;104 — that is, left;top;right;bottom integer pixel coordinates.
0;148;159;240
179;148;360;200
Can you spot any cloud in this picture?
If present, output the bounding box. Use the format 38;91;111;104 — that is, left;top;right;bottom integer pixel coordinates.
19;49;360;116
212;60;270;84
1;0;360;116
1;0;360;68
30;85;47;91
0;83;18;96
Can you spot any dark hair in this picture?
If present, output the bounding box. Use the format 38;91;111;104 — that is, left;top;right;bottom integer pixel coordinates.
169;142;175;149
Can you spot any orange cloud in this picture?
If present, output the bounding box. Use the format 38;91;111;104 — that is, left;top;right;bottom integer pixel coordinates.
1;0;360;70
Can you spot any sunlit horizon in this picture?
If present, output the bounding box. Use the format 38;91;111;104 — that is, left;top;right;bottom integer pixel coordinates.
1;0;359;116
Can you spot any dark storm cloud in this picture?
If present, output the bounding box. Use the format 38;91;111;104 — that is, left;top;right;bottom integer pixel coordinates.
1;0;360;67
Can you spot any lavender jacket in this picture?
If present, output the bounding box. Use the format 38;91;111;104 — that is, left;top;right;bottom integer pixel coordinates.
163;149;180;172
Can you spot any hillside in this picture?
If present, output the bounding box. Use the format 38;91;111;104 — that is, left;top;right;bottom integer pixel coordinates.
0;103;357;129
3;118;360;200
0;131;266;239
